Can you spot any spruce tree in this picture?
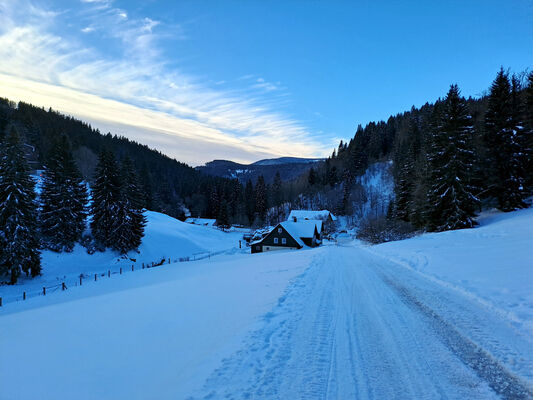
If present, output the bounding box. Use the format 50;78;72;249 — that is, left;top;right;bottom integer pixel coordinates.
272;171;282;206
484;68;528;211
91;150;121;249
0;128;41;283
217;199;230;228
524;72;533;192
393;144;415;222
426;85;479;231
244;179;254;225
307;167;316;186
112;157;147;253
254;175;267;221
338;169;352;215
40;136;88;252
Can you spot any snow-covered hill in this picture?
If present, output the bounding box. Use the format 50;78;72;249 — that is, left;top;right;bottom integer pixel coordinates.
0;211;243;303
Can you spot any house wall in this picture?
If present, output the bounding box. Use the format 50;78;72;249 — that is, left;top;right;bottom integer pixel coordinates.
260;226;302;248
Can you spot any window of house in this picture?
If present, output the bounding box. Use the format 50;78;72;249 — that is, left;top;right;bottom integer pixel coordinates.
256;245;260;250
278;228;282;234
274;237;279;244
282;238;287;244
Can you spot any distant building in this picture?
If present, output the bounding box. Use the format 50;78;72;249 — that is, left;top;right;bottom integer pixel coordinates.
184;218;217;227
287;209;336;223
251;220;321;254
287;209;336;233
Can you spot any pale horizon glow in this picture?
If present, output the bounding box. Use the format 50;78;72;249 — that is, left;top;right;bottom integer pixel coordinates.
0;0;334;166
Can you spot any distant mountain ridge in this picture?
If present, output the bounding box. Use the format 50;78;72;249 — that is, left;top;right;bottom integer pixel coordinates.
197;157;324;183
251;157;324;166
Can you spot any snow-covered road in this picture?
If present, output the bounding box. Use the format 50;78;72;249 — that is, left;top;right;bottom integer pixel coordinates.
2;234;532;399
194;245;533;400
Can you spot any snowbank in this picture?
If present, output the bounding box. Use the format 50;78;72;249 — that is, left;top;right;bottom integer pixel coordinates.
366;207;533;333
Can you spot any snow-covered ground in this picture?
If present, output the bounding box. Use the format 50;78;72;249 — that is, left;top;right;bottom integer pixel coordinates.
1;208;532;399
0;211;243;303
366;207;533;335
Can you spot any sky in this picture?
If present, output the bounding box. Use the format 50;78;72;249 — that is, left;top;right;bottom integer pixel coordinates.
0;0;532;166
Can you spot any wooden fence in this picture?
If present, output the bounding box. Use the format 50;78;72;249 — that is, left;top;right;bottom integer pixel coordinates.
0;249;229;307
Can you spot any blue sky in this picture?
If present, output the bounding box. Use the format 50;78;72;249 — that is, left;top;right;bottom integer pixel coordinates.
0;0;532;165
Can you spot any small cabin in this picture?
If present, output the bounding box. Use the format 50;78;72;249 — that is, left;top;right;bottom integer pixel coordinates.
251;220;321;254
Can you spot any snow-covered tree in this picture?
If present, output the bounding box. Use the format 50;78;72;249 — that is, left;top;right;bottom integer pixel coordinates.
40;136;88;252
91;150;121;249
112;156;146;253
254;175;267;221
525;71;533;192
484;69;528;211
0;128;41;283
426;84;479;231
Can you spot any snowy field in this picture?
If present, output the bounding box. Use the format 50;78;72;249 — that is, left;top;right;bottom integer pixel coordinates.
0;211;243;303
1;209;532;399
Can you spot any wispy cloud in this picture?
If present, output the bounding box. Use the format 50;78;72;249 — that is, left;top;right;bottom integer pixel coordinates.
0;0;329;165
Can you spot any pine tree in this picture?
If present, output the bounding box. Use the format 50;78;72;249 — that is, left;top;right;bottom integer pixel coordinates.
40;136;88;252
112;156;146;253
217;199;230;228
272;171;282;206
0;128;41;283
426;85;479;231
524;71;533;192
338;169;352;215
393;141;415;222
254;175;267;221
484;68;528;211
307;167;316;186
244;179;254;225
91;150;121;249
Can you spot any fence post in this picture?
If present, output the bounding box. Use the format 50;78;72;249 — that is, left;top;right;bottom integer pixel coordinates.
43;287;46;296
95;273;97;281
120;267;122;274
23;291;26;300
108;270;110;278
62;282;66;291
168;258;171;264
132;265;134;271
142;263;144;269
80;275;83;286
0;297;2;307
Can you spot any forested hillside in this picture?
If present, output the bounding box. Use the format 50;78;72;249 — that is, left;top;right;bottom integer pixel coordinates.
292;68;532;238
0;99;255;222
1;67;531;232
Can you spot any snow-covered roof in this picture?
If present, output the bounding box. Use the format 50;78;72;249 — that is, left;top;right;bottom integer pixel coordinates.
280;220;320;244
288;210;336;222
185;218;217;226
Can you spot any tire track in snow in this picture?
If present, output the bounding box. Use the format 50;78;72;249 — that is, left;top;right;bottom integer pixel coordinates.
192;246;505;399
380;274;533;400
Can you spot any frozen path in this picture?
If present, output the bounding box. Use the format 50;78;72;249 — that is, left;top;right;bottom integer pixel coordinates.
195;245;533;400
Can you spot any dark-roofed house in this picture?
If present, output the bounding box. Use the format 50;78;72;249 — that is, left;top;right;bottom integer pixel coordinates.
251;220;321;254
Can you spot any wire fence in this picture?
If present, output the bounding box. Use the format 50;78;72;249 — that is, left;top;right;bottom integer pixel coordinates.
0;248;231;307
